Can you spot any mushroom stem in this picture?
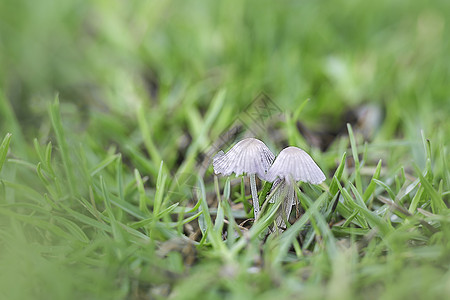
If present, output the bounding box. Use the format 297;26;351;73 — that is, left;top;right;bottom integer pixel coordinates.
249;174;260;219
285;183;295;222
276;181;295;230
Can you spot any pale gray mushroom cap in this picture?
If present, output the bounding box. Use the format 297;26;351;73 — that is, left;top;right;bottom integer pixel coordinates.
265;146;326;184
213;138;275;179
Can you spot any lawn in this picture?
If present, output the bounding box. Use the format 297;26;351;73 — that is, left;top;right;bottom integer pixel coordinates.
0;0;449;299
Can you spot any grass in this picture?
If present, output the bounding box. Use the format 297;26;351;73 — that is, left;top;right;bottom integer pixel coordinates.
0;0;449;299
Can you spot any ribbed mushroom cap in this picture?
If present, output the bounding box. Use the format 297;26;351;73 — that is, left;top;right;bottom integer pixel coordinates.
265;146;326;184
213;138;275;179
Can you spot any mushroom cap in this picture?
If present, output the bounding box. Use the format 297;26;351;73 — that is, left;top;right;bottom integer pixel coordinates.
265;146;326;184
213;138;275;179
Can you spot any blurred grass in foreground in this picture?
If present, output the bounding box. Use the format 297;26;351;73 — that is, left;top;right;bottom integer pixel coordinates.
0;0;449;299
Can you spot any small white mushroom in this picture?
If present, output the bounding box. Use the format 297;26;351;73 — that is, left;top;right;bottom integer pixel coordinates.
265;146;325;230
265;147;326;184
213;138;275;219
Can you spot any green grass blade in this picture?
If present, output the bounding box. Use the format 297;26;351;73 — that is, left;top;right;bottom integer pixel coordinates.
363;159;382;204
329;152;347;195
417;169;447;214
197;176;229;256
134;169;151;215
347;123;363;194
53;216;90;243
213;177;225;233
100;177;123;243
154;161;167;218
0;133;12;174
49;96;76;196
116;154;124;202
373;179;397;202
44;141;56;177
259;181;274;206
90;154;120;177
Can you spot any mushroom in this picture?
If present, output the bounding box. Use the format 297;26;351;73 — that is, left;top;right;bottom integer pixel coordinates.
213;138;275;219
265;146;325;230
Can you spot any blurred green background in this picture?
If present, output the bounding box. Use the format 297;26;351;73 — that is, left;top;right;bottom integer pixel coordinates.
0;0;449;299
1;0;448;146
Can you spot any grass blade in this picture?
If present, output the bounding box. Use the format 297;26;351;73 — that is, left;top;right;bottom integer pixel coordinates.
49;96;76;196
0;133;12;174
347;123;363;194
329;152;347;195
363;159;382;204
